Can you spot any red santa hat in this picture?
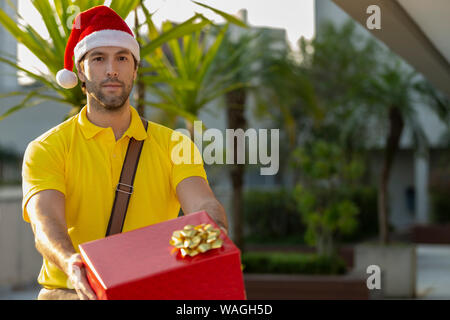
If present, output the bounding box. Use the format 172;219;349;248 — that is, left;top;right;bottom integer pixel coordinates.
56;5;140;89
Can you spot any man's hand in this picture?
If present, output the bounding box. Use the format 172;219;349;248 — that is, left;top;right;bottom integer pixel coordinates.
219;226;228;236
176;176;229;232
66;253;97;300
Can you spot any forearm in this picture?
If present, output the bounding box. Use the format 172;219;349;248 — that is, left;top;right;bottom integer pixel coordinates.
27;191;76;275
192;198;229;233
31;215;76;275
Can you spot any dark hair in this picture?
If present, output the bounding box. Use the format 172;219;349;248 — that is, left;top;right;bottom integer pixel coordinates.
78;52;139;92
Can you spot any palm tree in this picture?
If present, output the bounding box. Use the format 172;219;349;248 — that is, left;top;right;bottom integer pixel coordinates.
296;21;381;152
133;1;145;117
254;34;322;185
211;30;264;250
368;57;450;244
139;10;247;135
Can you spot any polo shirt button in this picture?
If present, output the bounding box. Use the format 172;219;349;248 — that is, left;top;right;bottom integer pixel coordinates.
113;154;117;158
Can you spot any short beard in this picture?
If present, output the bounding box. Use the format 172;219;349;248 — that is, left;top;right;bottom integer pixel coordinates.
85;78;133;112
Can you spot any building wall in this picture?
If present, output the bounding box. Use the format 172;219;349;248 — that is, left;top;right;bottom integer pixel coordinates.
0;0;18;92
0;187;42;288
0;95;72;155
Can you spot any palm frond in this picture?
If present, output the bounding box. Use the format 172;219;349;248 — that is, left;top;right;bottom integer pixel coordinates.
191;1;247;28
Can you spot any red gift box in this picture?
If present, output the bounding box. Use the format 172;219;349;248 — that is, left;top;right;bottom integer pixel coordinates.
78;211;246;300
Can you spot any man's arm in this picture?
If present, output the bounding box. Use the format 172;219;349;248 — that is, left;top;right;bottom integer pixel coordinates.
26;190;96;300
176;177;229;234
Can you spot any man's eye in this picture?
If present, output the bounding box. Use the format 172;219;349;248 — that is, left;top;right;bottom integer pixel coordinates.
119;56;128;61
93;57;103;62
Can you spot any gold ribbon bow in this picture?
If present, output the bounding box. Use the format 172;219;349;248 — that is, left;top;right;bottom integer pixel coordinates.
170;223;223;258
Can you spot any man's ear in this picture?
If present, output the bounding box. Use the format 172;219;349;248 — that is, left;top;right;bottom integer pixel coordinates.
133;66;138;81
76;61;86;82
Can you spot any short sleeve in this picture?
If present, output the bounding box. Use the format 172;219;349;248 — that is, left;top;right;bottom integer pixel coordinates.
22;140;66;223
169;131;208;192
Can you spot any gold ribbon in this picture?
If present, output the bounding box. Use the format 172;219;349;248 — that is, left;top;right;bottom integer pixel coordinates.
170;223;223;258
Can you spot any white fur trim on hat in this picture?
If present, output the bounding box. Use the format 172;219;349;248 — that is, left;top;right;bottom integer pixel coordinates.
74;29;140;64
56;69;78;89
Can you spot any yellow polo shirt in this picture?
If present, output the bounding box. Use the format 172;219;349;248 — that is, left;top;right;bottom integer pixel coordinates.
22;105;207;289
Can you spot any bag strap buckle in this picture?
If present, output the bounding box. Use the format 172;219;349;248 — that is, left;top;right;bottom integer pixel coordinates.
116;182;133;195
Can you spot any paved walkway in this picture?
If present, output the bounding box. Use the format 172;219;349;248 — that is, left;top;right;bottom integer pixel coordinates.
416;244;450;299
1;244;449;300
0;186;22;201
0;284;39;300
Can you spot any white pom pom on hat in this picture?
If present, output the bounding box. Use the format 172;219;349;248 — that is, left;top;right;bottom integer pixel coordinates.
56;5;140;89
56;69;78;89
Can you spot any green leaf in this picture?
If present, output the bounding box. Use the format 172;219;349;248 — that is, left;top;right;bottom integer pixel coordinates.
195;24;228;84
165;22;189;79
110;0;140;19
142;101;199;123
191;1;248;28
0;56;58;90
144;85;180;107
140;14;210;57
0;91;29;99
141;76;197;90
144;52;177;80
53;0;71;37
138;66;167;74
141;2;160;41
31;0;66;57
0;91;45;121
23;24;60;70
0;8;53;65
198;82;247;106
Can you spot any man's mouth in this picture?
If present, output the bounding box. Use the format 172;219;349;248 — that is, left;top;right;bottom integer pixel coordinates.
102;83;123;88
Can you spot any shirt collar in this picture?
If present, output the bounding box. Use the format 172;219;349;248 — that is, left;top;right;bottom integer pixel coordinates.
77;105;148;141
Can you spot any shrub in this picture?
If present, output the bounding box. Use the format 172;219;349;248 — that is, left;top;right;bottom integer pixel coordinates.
430;190;450;224
0;145;21;184
243;188;306;244
429;169;450;224
340;186;378;242
243;186;378;245
292;140;362;257
242;251;347;275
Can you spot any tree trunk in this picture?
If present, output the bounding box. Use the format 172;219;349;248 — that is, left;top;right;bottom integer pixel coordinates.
135;75;146;117
378;106;404;245
134;7;145;117
184;120;195;138
225;88;247;251
317;229;334;258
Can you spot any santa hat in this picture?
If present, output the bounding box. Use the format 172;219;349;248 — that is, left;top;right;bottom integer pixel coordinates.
56;5;140;89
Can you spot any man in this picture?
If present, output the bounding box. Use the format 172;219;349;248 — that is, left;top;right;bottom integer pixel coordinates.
22;6;228;300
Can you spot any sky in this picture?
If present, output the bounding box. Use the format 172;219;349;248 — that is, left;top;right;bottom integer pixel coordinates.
17;0;315;83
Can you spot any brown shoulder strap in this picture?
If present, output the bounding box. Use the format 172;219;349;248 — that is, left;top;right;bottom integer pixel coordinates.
105;117;148;237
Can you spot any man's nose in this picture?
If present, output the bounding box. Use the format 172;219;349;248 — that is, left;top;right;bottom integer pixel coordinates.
106;62;119;78
106;70;118;78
